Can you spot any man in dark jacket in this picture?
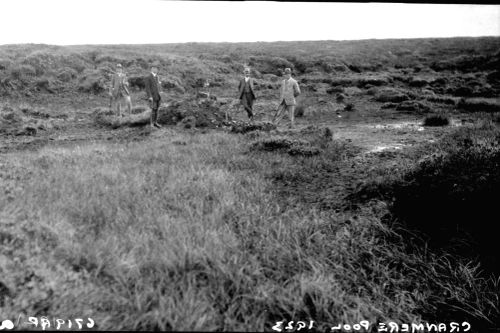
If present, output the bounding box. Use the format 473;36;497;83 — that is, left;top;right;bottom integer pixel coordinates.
144;64;162;128
237;67;257;120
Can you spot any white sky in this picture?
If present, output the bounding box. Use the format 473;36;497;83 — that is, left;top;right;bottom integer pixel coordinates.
0;1;498;45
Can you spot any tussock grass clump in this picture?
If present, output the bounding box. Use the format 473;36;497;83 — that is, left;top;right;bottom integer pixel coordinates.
157;98;227;128
56;67;78;82
78;70;107;94
1;104;30;133
251;136;310;152
326;86;344;95
250;126;334;155
0;58;13;70
127;75;145;89
287;145;321;156
425;95;457;105
344;102;355;111
431;52;500;72
293;95;319;118
446;85;474;97
381;102;398;109
491;112;500;123
131;105;148;114
321;77;354;86
0;106;24;135
356;75;390;87
94;108;151;129
335;93;347;102
423;113;450;126
409;77;430;87
396;100;431;113
344;86;363;95
365;87;378;95
0;104;57;135
457;97;500;113
8;64;37;79
248;55;294;75
160;76;186;94
374;87;411;103
294;104;306;117
230;121;276;134
486;70;500;84
179;115;196;129
35;77;57;93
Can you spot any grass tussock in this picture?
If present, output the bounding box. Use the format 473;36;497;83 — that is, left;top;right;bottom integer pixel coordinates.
229;121;276;134
374;87;411;103
344;102;355;111
250;136;311;152
457;97;500;113
424;94;457;106
396;100;431;113
423;113;450;127
93;107;151;129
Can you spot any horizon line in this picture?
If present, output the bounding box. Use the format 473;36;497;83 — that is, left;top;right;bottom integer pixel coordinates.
2;35;500;47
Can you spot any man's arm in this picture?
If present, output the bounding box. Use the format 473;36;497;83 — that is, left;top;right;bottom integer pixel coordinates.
109;74;115;95
293;80;301;97
279;80;285;101
144;75;152;99
156;75;161;91
251;79;257;99
123;75;130;95
237;79;243;98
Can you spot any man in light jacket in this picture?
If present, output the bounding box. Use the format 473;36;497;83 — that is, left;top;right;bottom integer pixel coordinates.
274;68;300;128
109;63;132;117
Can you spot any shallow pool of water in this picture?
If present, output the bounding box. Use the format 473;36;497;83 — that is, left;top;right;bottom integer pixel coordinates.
367;143;408;153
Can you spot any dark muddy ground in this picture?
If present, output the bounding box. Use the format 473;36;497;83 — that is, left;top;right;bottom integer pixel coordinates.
0;92;469;154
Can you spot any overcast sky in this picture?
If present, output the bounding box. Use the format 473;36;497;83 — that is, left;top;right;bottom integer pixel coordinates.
0;1;498;45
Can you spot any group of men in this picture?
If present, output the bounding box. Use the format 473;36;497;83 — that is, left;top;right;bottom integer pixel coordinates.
237;66;301;127
109;63;162;128
108;63;301;129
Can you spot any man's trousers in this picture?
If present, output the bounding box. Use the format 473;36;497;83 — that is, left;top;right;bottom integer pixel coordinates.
274;101;295;127
150;98;161;124
240;92;255;119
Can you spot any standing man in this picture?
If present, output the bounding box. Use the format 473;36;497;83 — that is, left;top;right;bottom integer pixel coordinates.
274;68;301;128
109;63;132;117
237;67;257;121
144;64;162;129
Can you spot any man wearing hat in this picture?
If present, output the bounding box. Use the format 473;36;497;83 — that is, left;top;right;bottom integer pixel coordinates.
274;68;300;128
144;64;162;129
237;67;257;120
109;63;132;117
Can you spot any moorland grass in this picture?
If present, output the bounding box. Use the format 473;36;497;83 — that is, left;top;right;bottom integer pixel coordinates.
0;128;498;331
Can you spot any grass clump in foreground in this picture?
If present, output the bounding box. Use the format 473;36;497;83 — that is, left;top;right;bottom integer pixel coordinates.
0;128;498;331
423;113;450;127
